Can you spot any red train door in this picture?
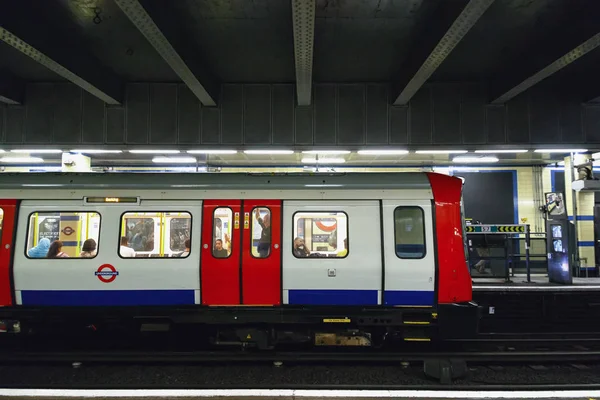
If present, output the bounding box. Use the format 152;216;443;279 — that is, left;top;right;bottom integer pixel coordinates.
241;200;281;305
201;200;281;306
0;200;17;306
201;200;242;305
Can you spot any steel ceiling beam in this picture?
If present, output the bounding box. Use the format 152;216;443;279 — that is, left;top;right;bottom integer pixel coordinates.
0;3;122;105
292;0;316;106
114;0;219;107
0;69;24;105
393;0;494;106
490;7;600;105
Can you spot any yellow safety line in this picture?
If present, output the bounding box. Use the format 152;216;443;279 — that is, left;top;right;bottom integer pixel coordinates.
404;321;430;325
403;338;431;342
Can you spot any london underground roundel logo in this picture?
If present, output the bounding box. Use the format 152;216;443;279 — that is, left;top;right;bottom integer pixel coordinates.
95;264;119;283
61;227;75;236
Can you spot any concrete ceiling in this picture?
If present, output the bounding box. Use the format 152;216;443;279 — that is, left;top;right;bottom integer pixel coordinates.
1;0;600;166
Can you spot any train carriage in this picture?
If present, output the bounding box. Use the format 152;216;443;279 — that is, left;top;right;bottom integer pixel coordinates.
0;172;477;347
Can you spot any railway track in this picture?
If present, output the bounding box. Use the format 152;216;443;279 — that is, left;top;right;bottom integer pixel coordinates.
0;347;599;364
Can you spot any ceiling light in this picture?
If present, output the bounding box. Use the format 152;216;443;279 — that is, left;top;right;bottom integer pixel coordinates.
534;149;588;153
10;149;61;154
301;157;346;164
129;150;180;154
453;156;499;163
152;156;196;164
0;156;44;163
305;184;343;187
244;150;294;155
416;150;468;154
357;150;409;155
187;150;238;154
474;150;528;153
302;150;351;155
70;149;123;154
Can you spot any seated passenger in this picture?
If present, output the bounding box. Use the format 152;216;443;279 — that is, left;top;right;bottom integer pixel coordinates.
80;238;97;258
337;238;348;257
180;239;191;257
213;239;229;258
120;236;136;257
47;240;69;258
28;238;51;258
293;237;310;257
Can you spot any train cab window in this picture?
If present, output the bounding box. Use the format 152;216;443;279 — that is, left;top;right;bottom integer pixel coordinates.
25;212;101;259
251;207;271;258
120;212;191;258
292;212;348;258
213;208;233;258
394;207;426;259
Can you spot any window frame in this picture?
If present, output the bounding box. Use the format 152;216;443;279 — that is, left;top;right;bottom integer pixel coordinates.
291;210;349;259
250;206;272;259
24;210;102;260
393;206;426;260
212;207;233;259
118;211;192;259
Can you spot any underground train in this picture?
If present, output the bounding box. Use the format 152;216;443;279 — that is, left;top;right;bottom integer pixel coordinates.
0;172;478;348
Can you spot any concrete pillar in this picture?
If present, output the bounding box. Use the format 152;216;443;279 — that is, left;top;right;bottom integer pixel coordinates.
564;155;595;269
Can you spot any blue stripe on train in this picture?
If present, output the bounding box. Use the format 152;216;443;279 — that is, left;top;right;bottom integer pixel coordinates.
288;290;378;305
287;290;435;306
20;290;195;306
384;290;434;306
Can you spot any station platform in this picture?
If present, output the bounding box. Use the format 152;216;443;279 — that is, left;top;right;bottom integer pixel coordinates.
473;275;600;291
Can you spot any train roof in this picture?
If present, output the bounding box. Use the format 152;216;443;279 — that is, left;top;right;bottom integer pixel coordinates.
0;172;451;191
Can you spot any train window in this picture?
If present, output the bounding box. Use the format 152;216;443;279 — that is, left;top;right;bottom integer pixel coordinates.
292;212;348;258
251;207;271;258
213;207;232;258
119;212;192;258
25;212;101;259
394;207;426;259
0;208;4;241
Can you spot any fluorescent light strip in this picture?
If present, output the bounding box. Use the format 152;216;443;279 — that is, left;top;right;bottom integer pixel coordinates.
474;150;528;154
357;150;409;155
244;150;294;155
10;149;61;154
129;150;180;154
302;150;351;155
152;157;196;164
453;156;499;163
70;149;123;154
416;150;468;154
305;184;343;187
534;149;588;153
301;157;346;164
0;157;44;163
187;150;238;155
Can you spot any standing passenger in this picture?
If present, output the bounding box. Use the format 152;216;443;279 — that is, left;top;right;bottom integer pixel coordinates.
28;238;51;258
47;241;68;258
120;236;136;257
254;209;271;258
